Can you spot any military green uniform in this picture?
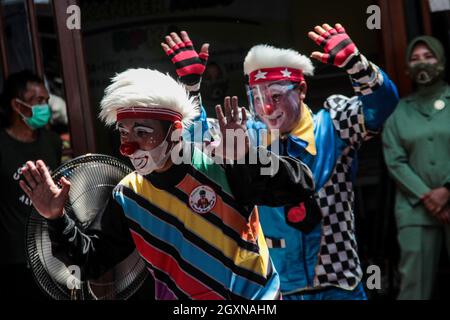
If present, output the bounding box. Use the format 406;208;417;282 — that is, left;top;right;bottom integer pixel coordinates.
382;36;450;300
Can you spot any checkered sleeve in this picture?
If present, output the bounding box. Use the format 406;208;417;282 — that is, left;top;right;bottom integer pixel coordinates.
323;94;367;147
346;54;383;96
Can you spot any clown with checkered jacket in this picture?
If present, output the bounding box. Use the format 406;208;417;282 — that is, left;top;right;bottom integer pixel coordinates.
162;23;399;300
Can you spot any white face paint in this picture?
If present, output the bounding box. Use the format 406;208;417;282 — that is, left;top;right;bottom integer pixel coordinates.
247;81;302;133
126;123;174;175
129;140;171;175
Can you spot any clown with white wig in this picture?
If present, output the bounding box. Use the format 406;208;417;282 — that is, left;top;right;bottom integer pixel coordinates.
19;66;316;299
164;24;399;300
242;23;400;300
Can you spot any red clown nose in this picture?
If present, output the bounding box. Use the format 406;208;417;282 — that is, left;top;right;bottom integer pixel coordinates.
263;104;274;115
120;142;139;156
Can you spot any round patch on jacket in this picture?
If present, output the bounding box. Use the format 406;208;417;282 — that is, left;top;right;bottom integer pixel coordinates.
189;185;217;214
434;99;446;111
287;203;307;223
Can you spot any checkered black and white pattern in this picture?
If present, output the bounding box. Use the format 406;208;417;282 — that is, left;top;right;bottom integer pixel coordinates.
346;54;384;96
313;96;369;290
324;95;368;147
313;151;363;290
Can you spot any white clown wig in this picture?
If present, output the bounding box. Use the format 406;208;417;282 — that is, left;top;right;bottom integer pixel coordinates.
99;68;199;128
244;44;315;76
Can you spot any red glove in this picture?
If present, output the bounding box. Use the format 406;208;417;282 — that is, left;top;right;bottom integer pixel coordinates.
309;23;360;70
161;31;209;87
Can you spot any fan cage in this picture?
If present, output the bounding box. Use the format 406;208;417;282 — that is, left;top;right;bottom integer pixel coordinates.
26;154;148;300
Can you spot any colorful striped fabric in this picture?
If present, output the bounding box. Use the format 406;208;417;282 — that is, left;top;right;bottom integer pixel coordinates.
113;147;281;300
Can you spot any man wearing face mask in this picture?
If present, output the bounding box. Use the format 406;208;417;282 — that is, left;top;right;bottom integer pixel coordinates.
0;70;61;299
382;36;450;299
19;68;315;300
166;25;399;300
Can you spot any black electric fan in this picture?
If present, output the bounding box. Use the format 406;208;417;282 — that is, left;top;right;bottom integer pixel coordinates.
26;154;148;300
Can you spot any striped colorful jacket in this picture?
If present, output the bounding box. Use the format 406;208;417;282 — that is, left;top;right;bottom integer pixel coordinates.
48;143;315;300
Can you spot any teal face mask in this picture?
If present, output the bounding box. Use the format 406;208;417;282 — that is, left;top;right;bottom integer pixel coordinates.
16;99;52;129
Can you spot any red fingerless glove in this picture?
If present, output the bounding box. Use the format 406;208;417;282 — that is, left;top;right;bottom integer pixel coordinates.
315;25;359;70
164;39;208;86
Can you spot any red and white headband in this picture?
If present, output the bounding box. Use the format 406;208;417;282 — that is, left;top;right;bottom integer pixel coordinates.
116;106;182;123
248;67;305;86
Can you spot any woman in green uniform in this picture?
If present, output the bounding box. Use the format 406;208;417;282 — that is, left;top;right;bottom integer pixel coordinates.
382;36;450;300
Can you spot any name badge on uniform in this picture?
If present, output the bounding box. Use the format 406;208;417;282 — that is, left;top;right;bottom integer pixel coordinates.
434;99;446;111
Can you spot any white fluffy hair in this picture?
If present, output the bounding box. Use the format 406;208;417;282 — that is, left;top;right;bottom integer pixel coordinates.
99;68;199;128
244;44;315;76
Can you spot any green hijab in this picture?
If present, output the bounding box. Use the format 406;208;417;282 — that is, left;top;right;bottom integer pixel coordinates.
406;35;446;67
406;36;448;107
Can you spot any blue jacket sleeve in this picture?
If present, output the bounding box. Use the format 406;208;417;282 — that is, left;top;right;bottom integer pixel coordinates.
360;70;399;131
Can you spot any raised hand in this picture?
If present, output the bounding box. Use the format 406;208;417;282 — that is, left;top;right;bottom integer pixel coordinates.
308;23;359;70
19;160;70;220
161;31;209;87
214;96;249;161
